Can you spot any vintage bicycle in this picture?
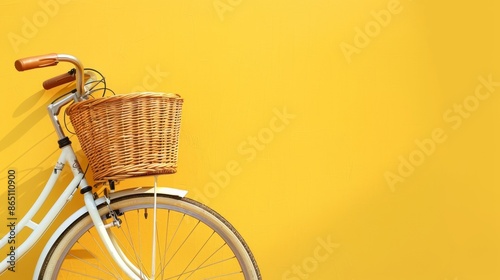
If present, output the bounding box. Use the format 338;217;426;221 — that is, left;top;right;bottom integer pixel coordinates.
0;53;261;279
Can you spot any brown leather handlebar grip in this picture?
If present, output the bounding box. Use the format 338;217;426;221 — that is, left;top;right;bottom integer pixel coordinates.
15;53;59;71
43;72;91;90
43;72;75;90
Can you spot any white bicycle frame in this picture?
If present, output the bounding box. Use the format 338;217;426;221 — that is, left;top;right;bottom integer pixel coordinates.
0;145;84;272
1;54;187;279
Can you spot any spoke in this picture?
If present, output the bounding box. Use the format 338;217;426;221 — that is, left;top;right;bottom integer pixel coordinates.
185;243;233;279
158;209;171;279
176;231;216;280
66;230;122;278
155;213;186;276
64;253;116;279
85;230;122;277
118;212;149;277
166;213;186;254
164;220;201;269
164;256;239;280
205;271;244;279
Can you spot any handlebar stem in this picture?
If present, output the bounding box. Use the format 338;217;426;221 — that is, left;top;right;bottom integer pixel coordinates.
48;93;75;140
56;54;85;99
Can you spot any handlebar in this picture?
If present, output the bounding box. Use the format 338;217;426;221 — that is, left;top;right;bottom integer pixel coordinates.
15;53;85;98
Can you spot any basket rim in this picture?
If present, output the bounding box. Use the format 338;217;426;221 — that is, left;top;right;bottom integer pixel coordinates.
66;91;183;114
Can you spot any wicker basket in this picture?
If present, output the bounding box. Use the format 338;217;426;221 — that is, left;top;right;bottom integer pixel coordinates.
67;92;183;182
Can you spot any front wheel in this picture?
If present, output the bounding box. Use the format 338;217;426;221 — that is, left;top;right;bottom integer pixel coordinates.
40;193;261;279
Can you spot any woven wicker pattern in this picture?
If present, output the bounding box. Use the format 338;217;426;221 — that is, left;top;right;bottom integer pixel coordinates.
67;92;183;182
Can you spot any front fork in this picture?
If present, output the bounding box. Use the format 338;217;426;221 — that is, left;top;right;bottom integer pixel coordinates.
82;191;147;279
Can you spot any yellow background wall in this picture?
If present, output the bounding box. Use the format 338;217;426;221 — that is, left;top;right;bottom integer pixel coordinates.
1;0;499;279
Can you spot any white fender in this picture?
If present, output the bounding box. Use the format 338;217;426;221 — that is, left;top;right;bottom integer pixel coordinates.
33;186;187;279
